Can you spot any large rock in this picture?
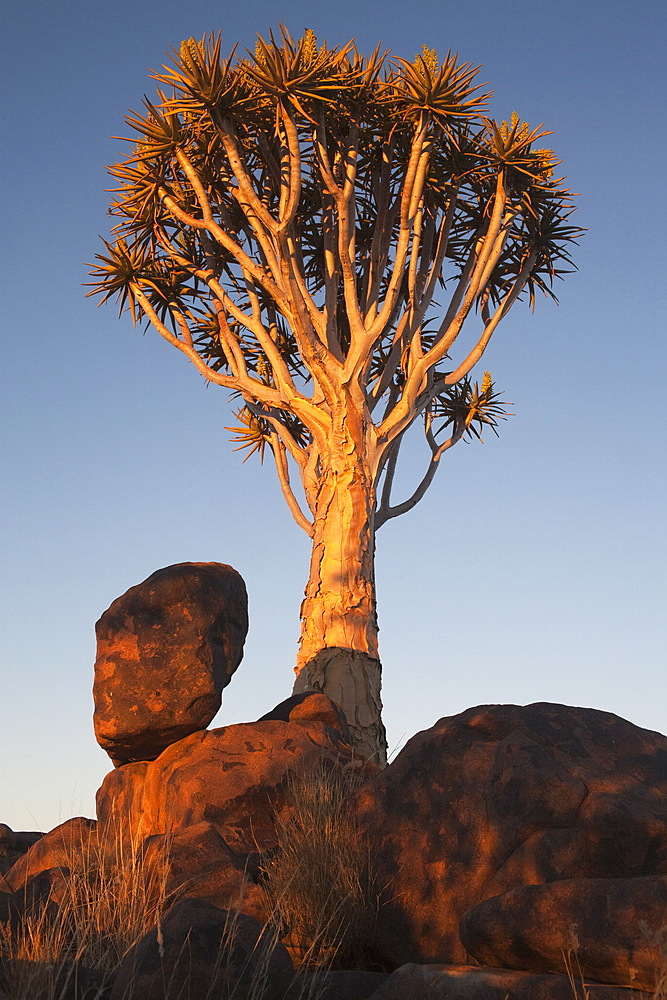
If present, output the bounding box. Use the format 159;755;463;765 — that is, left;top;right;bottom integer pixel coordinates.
363;964;653;1000
109;897;293;1000
354;702;667;968
93;562;248;765
460;875;667;992
140;821;268;922
0;823;43;877
3;817;97;892
96;693;368;855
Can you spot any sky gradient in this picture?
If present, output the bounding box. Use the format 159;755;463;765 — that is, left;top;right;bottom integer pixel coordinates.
2;0;665;832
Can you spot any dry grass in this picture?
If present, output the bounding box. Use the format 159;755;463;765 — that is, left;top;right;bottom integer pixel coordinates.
261;759;379;971
563;924;667;1000
562;936;592;1000
0;821;172;1000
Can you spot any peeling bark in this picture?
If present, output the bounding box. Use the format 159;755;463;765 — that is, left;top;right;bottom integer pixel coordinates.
293;405;388;765
294;647;386;765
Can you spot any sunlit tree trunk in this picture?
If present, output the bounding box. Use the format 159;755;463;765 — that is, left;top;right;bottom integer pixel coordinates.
293;401;388;765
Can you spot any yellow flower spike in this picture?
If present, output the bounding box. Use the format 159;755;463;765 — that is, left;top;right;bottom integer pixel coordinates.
416;44;438;79
500;112;530;144
254;38;266;68
481;371;493;394
533;148;555;179
179;37;199;71
302;28;318;66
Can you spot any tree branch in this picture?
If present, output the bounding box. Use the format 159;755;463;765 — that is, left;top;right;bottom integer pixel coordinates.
444;248;536;383
131;285;280;405
376;417;465;528
276;103;302;232
360;119;430;347
213;113;278;233
269;430;314;536
158;185;286;310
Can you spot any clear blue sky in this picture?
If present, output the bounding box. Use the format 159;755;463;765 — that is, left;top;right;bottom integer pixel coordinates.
1;0;665;833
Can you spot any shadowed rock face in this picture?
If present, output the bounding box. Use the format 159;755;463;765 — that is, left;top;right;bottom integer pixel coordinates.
93;563;248;766
355;702;667;968
139;821;269;923
364;963;654;1000
109;898;293;1000
459;875;667;992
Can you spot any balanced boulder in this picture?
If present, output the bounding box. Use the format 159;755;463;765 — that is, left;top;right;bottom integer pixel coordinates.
93;562;248;765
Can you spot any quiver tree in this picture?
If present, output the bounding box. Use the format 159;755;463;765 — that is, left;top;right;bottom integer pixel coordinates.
89;28;580;764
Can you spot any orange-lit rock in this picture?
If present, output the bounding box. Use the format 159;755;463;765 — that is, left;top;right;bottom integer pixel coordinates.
96;694;367;855
0;867;70;928
93;562;248;765
140;821;268;923
355;702;667;967
3;817;97;892
460;875;667;991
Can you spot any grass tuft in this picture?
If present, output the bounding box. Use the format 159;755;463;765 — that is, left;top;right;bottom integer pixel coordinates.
261;759;379;971
0;820;172;1000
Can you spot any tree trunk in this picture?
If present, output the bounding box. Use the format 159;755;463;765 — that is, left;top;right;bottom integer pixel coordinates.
293;417;388;766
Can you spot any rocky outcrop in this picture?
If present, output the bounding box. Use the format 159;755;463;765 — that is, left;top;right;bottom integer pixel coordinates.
109;898;293;1000
93;562;248;765
10;623;667;1000
460;875;667;992
354;702;667;969
91;699;667;993
96;693;367;855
